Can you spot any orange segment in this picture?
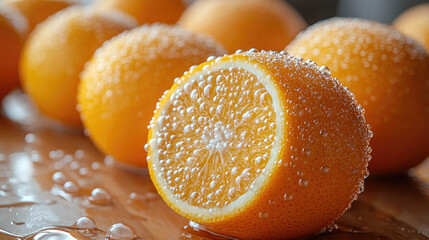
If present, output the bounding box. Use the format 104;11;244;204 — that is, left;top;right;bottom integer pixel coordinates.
147;50;371;239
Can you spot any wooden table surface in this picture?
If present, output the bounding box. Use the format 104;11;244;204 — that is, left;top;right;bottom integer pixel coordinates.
0;90;428;240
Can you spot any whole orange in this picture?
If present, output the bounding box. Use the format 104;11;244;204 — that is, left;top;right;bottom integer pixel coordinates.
394;3;429;52
93;0;185;25
178;0;307;53
20;6;137;126
287;18;429;174
147;50;371;239
78;24;227;168
0;5;27;100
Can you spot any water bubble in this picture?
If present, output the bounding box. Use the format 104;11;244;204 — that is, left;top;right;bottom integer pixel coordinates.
128;192;159;204
52;172;68;185
49;150;64;160
283;194;293;201
258;212;268;219
88;188;112;206
25;133;36;143
63;181;79;194
74;150;85;159
91;162;101;170
299;178;309;187
104;156;115;167
106;223;138;240
302;147;311;156
73;216;97;237
321;166;330;174
78;168;90;177
319;66;331;75
320;129;328;137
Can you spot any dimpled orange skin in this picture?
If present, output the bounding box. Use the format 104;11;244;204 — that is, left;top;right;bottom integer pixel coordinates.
93;0;185;25
178;0;307;53
4;0;78;32
78;25;226;168
20;7;137;126
287;18;429;174
0;6;27;101
394;3;429;52
148;51;371;239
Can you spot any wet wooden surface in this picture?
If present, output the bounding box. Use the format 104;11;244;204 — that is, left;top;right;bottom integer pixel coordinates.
0;91;428;240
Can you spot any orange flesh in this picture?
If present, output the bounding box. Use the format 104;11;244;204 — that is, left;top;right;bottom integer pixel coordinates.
154;68;276;209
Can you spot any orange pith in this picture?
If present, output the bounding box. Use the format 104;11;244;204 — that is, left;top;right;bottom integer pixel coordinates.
148;50;371;239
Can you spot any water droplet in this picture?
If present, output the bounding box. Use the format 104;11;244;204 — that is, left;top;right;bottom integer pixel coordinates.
88;188;112;206
106;223;138;240
11;221;25;225
320;129;328;137
319;66;331;75
25;133;36;143
302;147;311;156
258;212;268;219
299;178;309;187
91;162;101;170
74;150;85;159
52;172;68;185
104;156;115;167
321;166;330;174
283;193;293;201
63;181;79;194
73;216;97;237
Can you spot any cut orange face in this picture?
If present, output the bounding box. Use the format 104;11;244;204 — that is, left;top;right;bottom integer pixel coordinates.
147;50;371;239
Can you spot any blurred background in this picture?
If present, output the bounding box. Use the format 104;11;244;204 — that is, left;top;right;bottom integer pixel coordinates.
286;0;428;24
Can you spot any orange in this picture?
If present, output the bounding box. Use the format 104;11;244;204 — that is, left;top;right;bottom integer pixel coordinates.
4;0;78;32
178;0;307;53
78;24;226;168
0;5;27;100
93;0;185;25
20;6;137;126
287;18;429;174
146;50;371;239
394;3;429;51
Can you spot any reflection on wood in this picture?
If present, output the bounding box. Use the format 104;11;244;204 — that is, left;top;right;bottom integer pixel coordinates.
0;90;428;239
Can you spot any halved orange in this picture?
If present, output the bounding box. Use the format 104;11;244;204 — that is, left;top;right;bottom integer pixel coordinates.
147;50;371;239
